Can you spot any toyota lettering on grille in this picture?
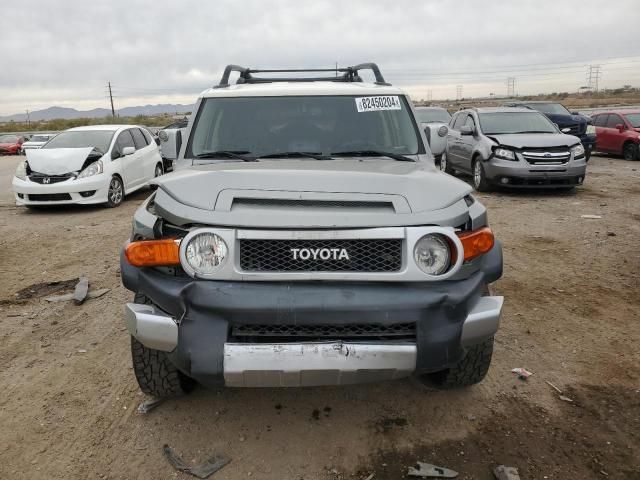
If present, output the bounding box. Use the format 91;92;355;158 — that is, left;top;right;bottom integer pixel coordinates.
290;247;350;261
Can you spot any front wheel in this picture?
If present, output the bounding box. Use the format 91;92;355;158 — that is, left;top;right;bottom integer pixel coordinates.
439;152;455;175
105;175;124;208
472;158;491;192
150;163;163;190
623;142;639;161
425;336;494;388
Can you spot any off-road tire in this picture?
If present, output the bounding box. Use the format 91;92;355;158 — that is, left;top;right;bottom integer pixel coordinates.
130;294;193;397
427;336;494;389
472;157;491;192
623;142;639;161
439;152;455;175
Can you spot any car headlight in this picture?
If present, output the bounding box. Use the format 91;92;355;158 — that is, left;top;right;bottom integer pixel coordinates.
413;234;451;276
15;161;27;180
571;144;585;158
586;125;596;135
182;231;228;276
77;160;103;179
494;148;516;161
437;125;448;137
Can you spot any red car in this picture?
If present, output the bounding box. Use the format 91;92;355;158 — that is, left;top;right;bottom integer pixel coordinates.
0;134;24;155
591;110;640;160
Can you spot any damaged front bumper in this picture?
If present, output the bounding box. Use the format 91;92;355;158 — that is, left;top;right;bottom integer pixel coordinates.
121;242;503;388
12;175;110;205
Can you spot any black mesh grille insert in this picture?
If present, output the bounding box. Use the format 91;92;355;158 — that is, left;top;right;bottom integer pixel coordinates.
28;173;74;184
232;198;395;212
239;238;402;272
28;193;72;201
232;322;415;338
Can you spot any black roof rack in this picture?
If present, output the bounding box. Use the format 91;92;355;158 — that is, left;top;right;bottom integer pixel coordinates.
214;63;391;88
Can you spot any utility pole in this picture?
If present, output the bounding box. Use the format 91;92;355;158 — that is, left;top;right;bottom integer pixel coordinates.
506;77;516;97
586;65;601;92
107;82;115;117
427;89;433;102
456;85;463;101
26;110;31;127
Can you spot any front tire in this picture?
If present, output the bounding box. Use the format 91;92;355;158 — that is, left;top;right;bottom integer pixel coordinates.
439;152;455;175
150;163;163;190
426;336;494;388
472;158;491;192
105;175;124;208
623;142;639;161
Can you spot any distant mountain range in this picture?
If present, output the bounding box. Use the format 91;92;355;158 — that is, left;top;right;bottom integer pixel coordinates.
0;104;194;122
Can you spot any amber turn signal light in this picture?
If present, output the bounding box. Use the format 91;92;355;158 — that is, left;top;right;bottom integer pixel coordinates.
457;227;495;262
125;239;180;267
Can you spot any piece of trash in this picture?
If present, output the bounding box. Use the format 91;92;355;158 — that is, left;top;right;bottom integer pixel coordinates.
408;462;458;478
493;465;521;480
580;214;602;219
77;349;87;353
606;232;616;237
45;288;110;303
545;380;563;394
364;473;375;480
163;444;230;479
559;395;574;403
511;368;533;380
137;397;164;414
72;276;89;305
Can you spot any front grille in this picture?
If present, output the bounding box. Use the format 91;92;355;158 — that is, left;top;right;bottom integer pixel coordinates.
239;238;403;272
232;322;415;338
522;147;571;165
29;173;74;184
28;193;72;201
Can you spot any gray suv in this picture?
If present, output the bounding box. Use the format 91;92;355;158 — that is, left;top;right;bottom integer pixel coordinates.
441;107;587;191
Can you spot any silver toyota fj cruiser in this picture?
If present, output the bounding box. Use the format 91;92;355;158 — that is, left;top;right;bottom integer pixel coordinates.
120;63;504;396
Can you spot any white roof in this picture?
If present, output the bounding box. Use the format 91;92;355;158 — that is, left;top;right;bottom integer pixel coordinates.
200;81;406;98
67;124;137;132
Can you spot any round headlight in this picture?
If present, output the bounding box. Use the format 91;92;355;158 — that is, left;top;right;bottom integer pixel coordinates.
414;234;451;276
184;232;228;276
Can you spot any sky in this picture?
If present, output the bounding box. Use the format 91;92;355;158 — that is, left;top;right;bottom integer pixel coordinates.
1;0;639;116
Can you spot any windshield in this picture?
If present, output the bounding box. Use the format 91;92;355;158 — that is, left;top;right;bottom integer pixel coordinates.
415;108;451;123
42;130;115;153
525;103;571;115
30;135;51;142
0;135;19;143
188;95;422;158
479;112;557;135
624;113;640;128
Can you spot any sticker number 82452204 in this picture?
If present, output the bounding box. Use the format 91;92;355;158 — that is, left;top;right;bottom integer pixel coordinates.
355;96;402;113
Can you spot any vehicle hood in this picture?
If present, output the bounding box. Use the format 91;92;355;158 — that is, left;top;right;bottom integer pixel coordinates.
487;133;580;149
22;141;46;147
152;158;474;228
543;112;590;127
25;147;95;175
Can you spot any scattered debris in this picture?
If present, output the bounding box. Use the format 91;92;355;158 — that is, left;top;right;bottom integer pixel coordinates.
493;465;521;480
364;474;375;480
545;380;574;402
511;368;533;380
77;349;87;354
45;288;110;303
163;444;230;479
13;278;78;301
72;276;89;305
559;395;574;403
606;232;616;237
545;380;563;394
580;214;602;219
408;462;458;478
137;397;164;414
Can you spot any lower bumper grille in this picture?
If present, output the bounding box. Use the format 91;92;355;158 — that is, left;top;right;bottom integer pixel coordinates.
28;193;72;201
232;322;416;339
239;238;403;272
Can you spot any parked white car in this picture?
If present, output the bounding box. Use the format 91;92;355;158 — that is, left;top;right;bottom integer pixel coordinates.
12;125;164;208
21;133;57;152
158;118;188;170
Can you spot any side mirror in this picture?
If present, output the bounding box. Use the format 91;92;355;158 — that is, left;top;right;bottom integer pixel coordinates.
159;129;184;161
616;124;625;132
123;146;135;156
571;111;580;115
460;125;474;136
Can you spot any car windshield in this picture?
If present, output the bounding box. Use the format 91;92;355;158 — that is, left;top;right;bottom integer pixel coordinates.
42;130;115;153
479;112;557;135
415;109;451;123
623;113;640;128
0;135;19;143
30;135;51;142
188;95;421;158
524;103;571;115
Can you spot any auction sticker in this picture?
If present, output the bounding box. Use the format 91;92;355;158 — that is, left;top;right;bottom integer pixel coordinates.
355;96;402;113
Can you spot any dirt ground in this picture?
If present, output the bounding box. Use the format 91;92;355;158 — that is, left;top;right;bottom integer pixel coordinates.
0;154;638;480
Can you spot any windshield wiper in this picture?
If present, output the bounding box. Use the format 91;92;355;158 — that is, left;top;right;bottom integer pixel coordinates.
330;150;415;162
255;151;333;160
194;150;257;162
